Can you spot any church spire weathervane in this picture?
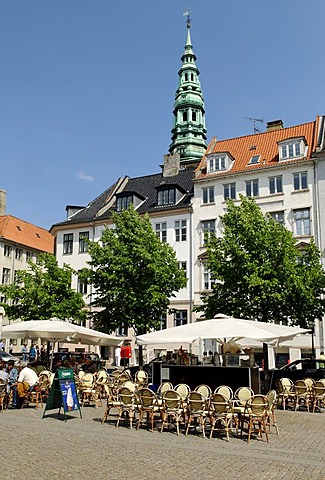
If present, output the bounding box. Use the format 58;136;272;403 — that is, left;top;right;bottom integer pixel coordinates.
168;7;207;167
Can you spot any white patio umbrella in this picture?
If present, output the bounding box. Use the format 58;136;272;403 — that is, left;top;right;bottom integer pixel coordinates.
136;314;310;347
1;318;122;368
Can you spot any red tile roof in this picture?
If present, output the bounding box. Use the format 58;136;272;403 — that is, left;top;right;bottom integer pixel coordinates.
195;119;320;179
0;215;54;253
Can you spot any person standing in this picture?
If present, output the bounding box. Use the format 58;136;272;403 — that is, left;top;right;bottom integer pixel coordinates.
21;344;28;362
9;343;13;355
115;346;121;367
29;344;36;362
6;360;19;408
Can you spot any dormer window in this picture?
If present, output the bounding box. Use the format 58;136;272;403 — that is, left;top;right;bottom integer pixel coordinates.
157;188;176;206
208;155;226;172
279;138;305;160
116;194;133;212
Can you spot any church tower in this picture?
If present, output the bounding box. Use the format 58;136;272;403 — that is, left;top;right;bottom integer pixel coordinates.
168;13;207;167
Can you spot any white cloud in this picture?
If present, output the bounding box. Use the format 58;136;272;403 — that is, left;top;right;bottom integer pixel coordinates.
76;171;94;181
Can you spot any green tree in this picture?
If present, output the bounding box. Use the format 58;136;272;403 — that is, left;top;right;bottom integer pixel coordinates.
81;206;187;334
196;196;325;327
0;252;86;322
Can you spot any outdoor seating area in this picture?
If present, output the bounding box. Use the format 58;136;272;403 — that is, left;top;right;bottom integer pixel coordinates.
100;372;281;442
275;377;325;413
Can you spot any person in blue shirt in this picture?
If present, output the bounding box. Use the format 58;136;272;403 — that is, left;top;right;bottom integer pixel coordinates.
6;360;19;408
29;344;36;362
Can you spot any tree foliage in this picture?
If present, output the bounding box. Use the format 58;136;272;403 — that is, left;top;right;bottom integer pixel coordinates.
0;252;86;322
196;196;325;327
81;206;187;334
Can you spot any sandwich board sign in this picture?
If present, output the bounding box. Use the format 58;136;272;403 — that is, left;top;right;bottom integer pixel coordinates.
42;368;82;422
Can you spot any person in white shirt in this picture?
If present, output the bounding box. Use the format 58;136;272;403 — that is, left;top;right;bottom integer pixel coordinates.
16;362;39;407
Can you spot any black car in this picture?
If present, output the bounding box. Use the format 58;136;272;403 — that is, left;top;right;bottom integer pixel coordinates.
270;358;325;388
0;350;20;366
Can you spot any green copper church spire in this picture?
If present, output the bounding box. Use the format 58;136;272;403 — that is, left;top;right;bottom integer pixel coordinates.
169;11;207;167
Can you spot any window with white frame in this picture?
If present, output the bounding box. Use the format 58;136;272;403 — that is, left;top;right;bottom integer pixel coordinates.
158;313;167;330
4;245;12;257
2;268;11;284
117;322;128;336
245;179;259;197
178;261;187;277
26;251;33;262
203;262;214;290
293;171;308;191
79;231;89;253
223;183;236;200
77;276;88;295
201;220;215;245
208;155;227;172
63;233;73;254
269;175;283;194
15;248;23;260
174;310;187;327
202;186;215;204
175;220;187;242
294;208;311;236
157;188;176;206
155;222;167;242
279;139;304;160
249;155;260;165
116;194;133;212
269;211;285;226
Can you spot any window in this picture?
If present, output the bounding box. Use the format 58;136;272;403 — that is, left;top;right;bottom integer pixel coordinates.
116;195;133;212
293;172;308;191
178;261;187;277
182;111;188;122
269;175;283;194
174;310;187;327
157;188;176;206
202;186;214;204
201;220;215;244
192;111;197;121
26;251;33;261
63;233;73;254
223;183;236;200
2;268;11;284
269;211;285;226
203;263;215;290
78;277;88;295
245;179;259;197
294;208;311;236
175;220;187;242
15;248;23;260
158;313;167;330
4;245;12;257
79;231;89;253
155;222;167;242
208;156;226;172
117;322;128;336
280;140;303;160
249;155;260;165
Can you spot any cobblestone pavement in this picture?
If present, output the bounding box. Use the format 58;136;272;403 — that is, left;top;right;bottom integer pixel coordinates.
1;404;324;480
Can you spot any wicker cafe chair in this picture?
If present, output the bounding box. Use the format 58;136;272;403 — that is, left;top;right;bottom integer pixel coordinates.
294;380;311;412
137;388;163;432
185;391;208;438
312;381;325;413
240;395;269;443
265;390;279;435
174;383;191;401
160;390;184;436
232;386;254;414
135;370;148;388
22;383;43;409
157;382;174;396
116;387;138;429
38;374;51;403
276;378;294;410
194;384;212;400
101;385;121;424
214;385;233;400
208;393;233;441
0;380;7;412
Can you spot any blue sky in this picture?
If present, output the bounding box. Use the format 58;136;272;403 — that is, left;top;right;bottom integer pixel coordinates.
1;0;325;229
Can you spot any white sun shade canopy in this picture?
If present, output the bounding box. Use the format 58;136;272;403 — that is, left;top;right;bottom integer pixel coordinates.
136;314;310;347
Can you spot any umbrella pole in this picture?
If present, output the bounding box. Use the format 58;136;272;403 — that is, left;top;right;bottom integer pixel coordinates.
50;342;55;371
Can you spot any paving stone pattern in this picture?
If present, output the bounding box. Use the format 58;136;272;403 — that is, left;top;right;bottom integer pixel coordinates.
1;406;324;480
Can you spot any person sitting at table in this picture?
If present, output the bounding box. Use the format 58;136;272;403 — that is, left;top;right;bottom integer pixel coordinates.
6;360;19;408
81;356;98;375
16;362;39;408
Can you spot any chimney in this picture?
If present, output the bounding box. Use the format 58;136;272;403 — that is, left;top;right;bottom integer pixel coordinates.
162;152;180;177
0;189;6;216
266;120;284;132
